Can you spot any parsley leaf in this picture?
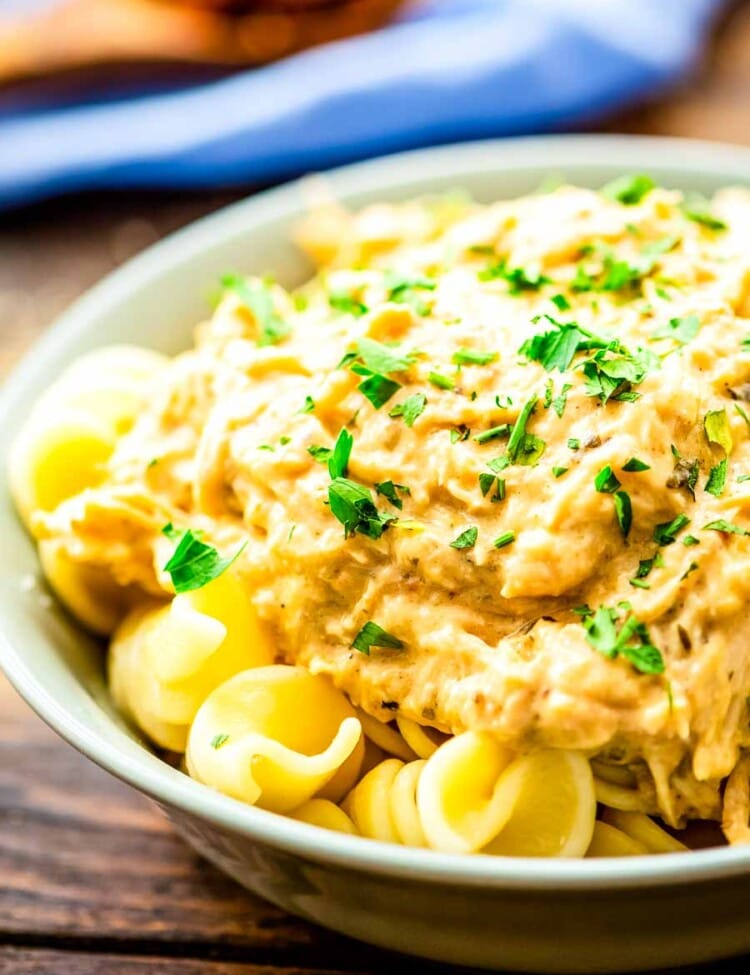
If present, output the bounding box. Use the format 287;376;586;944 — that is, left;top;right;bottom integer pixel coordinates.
479;260;550;293
654;513;690;546
308;444;332;464
614;491;632;538
704;409;733;455
580;345;657;405
681;195;727;231
705;458;728;497
474;424;510;445
389;392;426;427
622;457;651;472
328;478;396;539
344;337;416;376
478;473;506;501
582;604;665;675
601;174;655;206
328;429;353;479
703;519;750;537
595;465;621;494
452;347;498;366
502;395;546;466
552;466;568;478
375;481;409;510
352;621;405;655
299;395;316;414
551;293;571;311
520;315;609;373
162;526;245;594
221;275;291;347
428;371;455;390
357;373;401;409
384;271;436;315
450;527;478;550
651;314;700;346
329;290;368;317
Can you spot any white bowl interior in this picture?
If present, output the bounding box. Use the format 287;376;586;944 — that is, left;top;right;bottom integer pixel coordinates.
4;135;750;890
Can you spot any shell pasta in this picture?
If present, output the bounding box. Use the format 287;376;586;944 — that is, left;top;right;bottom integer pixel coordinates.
17;178;750;859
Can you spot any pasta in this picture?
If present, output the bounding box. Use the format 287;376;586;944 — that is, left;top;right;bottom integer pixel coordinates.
18;177;750;859
186;666;364;812
109;570;274;751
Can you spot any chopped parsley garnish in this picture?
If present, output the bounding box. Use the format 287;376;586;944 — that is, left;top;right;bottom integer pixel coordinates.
703;519;750;537
613;491;632;538
705;458;728;498
551;383;573;418
450;527;478;550
162;525;245;594
328;478;396;539
622;457;650;472
389;392;426;427
630;551;664;588
328;290;368;317
428;371;455;391
341;337;416;410
450;425;471;443
474;424;510;445
595;465;621;494
552;466;568;478
352;621;405;656
681;561;699;581
384;271;436;315
579;345;657;405
551;293;571;311
651;314;700;346
342;336;416;375
479;260;550;293
501;395;546;467
653;513;690;546
568;438;581;451
299;395;316;414
573;238;677;296
479;473;506;501
357;373;401;409
328;429;353;479
308;444;332;464
221;274;291;347
601;174;655;206
520;315;608;373
682;534;700;546
704;409;733;454
735;404;750;432
452;347;498;366
681;195;727;231
493;531;515;549
582;604;665;675
739;475;750;483
211;734;230;750
375;481;409;510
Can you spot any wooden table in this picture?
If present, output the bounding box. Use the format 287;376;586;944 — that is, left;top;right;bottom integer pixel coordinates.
3;4;750;972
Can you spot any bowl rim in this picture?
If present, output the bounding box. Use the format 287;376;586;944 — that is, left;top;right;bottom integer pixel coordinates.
4;132;750;892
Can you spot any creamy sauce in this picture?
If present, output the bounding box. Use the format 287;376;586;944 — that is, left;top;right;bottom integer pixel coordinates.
36;183;750;828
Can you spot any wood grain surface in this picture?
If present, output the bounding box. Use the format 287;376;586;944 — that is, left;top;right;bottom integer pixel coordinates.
3;3;750;972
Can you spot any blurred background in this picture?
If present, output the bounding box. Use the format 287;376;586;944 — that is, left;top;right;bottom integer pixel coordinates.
0;0;748;377
2;3;750;972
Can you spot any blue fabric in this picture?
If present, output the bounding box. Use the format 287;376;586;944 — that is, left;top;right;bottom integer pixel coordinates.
0;0;722;209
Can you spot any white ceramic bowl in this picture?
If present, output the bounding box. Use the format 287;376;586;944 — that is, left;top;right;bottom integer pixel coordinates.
3;136;750;974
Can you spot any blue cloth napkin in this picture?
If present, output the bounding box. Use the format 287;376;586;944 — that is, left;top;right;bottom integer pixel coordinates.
0;0;722;210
